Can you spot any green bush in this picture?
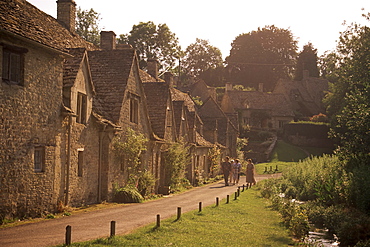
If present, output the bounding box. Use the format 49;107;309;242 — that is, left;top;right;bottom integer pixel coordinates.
113;187;143;203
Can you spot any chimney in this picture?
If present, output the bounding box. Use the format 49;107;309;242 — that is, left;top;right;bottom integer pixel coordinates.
164;72;174;87
100;31;116;50
225;82;233;91
57;0;76;32
147;59;159;81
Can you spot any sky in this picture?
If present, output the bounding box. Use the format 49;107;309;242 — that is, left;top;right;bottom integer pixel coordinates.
27;0;370;59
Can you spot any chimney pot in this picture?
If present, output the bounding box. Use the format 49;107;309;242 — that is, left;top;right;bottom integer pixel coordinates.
225;82;233;91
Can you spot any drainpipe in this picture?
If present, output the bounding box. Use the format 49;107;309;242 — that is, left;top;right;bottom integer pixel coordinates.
65;115;72;206
98;124;107;202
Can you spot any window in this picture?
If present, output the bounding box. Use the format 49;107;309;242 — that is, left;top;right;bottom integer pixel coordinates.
34;147;45;172
2;48;24;85
130;95;139;124
78;150;84;177
76;92;87;124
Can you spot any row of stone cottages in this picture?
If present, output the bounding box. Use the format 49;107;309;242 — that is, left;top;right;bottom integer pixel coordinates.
0;0;238;219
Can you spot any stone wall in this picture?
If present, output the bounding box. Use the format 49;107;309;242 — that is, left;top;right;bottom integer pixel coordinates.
0;37;65;218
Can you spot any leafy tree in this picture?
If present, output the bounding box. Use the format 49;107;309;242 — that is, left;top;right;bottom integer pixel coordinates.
225;25;298;92
118;21;182;74
75;7;101;45
182;38;223;77
294;43;319;80
327;13;370;164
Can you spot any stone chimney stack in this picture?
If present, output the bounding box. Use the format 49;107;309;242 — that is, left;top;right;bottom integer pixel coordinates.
164;72;174;87
225;82;233;91
57;0;76;33
100;31;116;50
147;59;159;81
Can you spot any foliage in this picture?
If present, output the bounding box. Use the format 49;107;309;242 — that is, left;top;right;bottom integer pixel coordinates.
294;42;320;80
112;127;148;188
309;113;328;123
207;145;221;177
75;7;101;45
225;25;298;92
137;170;157;198
163;140;190;190
323;13;370;165
118;21;182;73
181;38;223;78
113;186;144;203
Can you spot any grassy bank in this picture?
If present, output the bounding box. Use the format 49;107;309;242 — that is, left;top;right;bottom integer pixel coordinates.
59;188;293;246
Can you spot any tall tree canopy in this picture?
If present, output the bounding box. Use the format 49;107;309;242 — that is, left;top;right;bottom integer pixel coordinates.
75;7;101;45
181;38;223;77
325;13;370;163
118;21;182;74
294;42;319;80
225;25;298;92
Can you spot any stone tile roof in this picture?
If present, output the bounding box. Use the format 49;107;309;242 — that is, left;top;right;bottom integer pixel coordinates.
142;82;170;139
195;131;213;147
225;90;295;117
0;0;96;52
273;78;328;115
88;48;136;123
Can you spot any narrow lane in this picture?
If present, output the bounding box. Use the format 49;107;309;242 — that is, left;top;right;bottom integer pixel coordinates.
0;174;280;247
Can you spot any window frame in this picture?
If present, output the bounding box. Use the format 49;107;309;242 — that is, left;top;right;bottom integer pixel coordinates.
129;93;140;124
76;92;87;124
77;149;84;177
2;45;27;86
34;146;45;173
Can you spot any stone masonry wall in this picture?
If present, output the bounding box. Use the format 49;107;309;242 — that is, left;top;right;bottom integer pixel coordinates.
0;36;65;218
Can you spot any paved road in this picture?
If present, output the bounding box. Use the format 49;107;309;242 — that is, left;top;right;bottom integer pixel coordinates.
0;174;281;247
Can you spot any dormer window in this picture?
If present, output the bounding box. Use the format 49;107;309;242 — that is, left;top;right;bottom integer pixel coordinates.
2;46;26;85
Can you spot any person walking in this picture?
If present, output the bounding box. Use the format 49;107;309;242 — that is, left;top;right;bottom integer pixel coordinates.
233;159;242;185
246;158;256;187
221;156;231;186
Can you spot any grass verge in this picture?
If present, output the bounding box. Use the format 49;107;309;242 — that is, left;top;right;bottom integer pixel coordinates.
61;188;294;247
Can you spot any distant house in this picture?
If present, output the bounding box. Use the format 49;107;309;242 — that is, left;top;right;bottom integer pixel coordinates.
221;89;295;130
273;73;329;118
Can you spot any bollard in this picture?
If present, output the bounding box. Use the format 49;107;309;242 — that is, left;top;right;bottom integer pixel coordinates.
264;167;267;173
199;202;202;212
110;221;116;237
275;165;278;172
65;225;72;246
237;188;240;197
156;214;160;228
177;207;181;220
226;194;230;204
216;197;219;206
270;166;273;172
234;191;237;200
242;184;245;192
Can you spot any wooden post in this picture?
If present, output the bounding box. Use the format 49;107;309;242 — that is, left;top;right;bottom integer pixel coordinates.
237;188;240;197
216;197;219;206
234;192;237;200
242;184;245;192
199;202;202;212
226;195;230;204
65;225;72;246
177;207;181;220
156;214;160;228
110;221;116;237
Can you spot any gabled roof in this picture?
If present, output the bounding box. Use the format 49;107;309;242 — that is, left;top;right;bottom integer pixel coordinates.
0;0;96;52
88;48;136;123
63;48;95;94
224;90;295;117
142;82;172;139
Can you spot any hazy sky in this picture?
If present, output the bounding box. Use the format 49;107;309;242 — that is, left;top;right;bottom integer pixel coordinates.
27;0;369;59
